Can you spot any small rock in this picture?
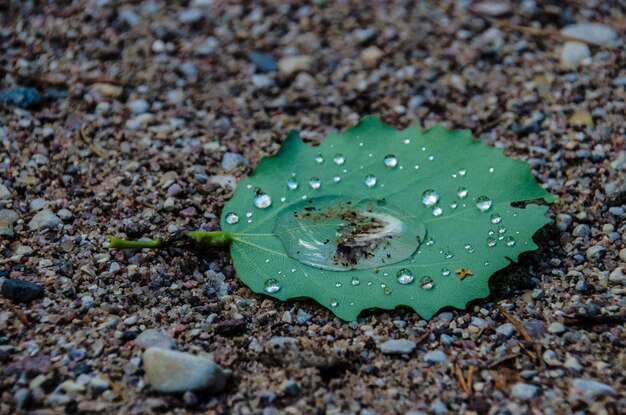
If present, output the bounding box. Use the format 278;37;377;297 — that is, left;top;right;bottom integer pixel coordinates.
470;2;511;16
28;210;62;231
569;378;617;402
511;383;540;400
379;339;416;355
496;323;514;337
251;74;274;88
179;62;198;77
572;224;589;237
194;37;219;56
523;319;546;337
183;391;198;407
608;267;626;284
14;388;30;409
424;350;447;363
142;347;229;393
0;184;11;199
89;376;110;396
531;288;544;300
281;311;292;324
91;82;123;98
430;399;448;415
619;248;626;262
296;309;312;325
575;280;587;292
135;329;177;350
279;379;299;397
248;52;278;73
0;277;44;303
47;393;73;406
438;312;454;322
560;42;591;68
586;245;606;262
179;8;203;24
0;86;42;108
278;55;312;76
57;209;73;220
360;46;384;64
561;23;619;46
221;152;249;171
555;214;572;231
127;99;150;115
564;355;582;371
569;110;593;126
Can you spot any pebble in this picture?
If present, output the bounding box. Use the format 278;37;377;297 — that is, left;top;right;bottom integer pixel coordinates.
423;350;447;363
296;309;312;325
569;378;617;401
572;224;589;237
564;355;582;371
531;288;544;300
361;46;384;65
248;52;278;73
142;347;229;393
555;213;572;231
221;152;249;171
575;280;587;292
127;99;150;115
470;2;511;16
586;245;606;262
135;329;178;350
0;277;45;303
28;210;62;230
90;376;110;396
14;388;30;409
511;383;540;400
560;23;619;46
178;8;203;24
379;339;416;355
194;37;219;56
438;312;453;322
619;248;626;262
560;42;590;68
278;55;312;76
179;62;198;77
608;267;626;284
495;323;514;337
279;379;299;396
0;86;42;108
57;208;73;220
547;322;566;334
523;320;546;337
0;184;11;199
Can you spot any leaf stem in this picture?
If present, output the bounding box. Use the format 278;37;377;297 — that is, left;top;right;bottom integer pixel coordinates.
107;231;235;251
108;236;164;249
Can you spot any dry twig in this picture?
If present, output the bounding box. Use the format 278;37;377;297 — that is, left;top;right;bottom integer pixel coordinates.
3;299;31;328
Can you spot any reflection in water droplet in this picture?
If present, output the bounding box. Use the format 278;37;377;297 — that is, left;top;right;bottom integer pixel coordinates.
464;243;475;253
450;202;458;209
254;193;272;209
490;213;502;224
384;154;398;168
426;238;435;246
364;175;377;188
505;236;516;246
333;154;345;165
457;187;468;199
281;197;286;202
330;299;338;307
225;212;239;224
428;155;434;161
309;178;321;189
486;237;497;247
264;279;281;293
421;189;439;207
488;167;494;173
315;153;324;164
287;178;298;190
351;277;360;286
458;168;466;176
397;269;414;285
498;225;507;234
441;267;451;276
333;176;341;183
335;282;342;288
432;206;443;216
420;276;434;290
476;196;492;212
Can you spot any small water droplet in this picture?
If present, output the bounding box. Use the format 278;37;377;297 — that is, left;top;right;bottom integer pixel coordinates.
498;225;507;234
287;178;298;190
225;212;239;224
426;238;435;246
428;155;434;161
383;287;392;295
486;237;497;247
265;259;270;263
254;193;272;209
441;267;451;276
309;178;321;189
335;282;342;288
458;168;466;176
333;175;341;182
384;154;398;168
246;212;253;218
421;146;426;151
450;202;458;209
315;153;324;164
333;154;345;165
420;276;434;290
490;213;502;224
445;250;454;259
264;279;281;294
414;165;420;170
488;230;495;236
505;236;516;246
432;206;443;216
246;184;253;189
351;277;360;286
383;272;389;277
330;299;338;308
464;243;475;253
364;175;377;188
280;196;286;202
476;196;492;212
488;167;494;173
359;142;364;147
396;269;414;285
457;187;468;198
421;189;439;207
291;268;296;273
403;138;410;144
484;261;490;266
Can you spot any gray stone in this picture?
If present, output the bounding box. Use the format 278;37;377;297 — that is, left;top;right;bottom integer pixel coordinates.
575;280;587;292
511;382;540;400
560;42;590;68
278;55;312;76
379;339;416;355
438;312;454;322
0;209;19;224
57;209;73;220
14;388;30;409
569;378;617;402
471;2;511;16
572;224;589;237
548;322;566;334
424;350;447;363
221;152;249;171
556;214;572;231
496;323;514;337
564;355;582;371
430;399;448;415
143;347;229;393
279;379;299;396
619;248;626;262
29;198;46;211
179;8;203;24
135;329;177;350
28;210;62;230
0;277;45;303
296;309;312;325
194;37;219;56
586;245;606;262
523;319;546;337
179;62;198;77
127;99;150;115
0;183;11;199
561;23;619;46
531;288;544;300
89;376;110;395
609;267;626;284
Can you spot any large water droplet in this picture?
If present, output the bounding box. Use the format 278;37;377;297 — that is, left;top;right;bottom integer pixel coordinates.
476;196;492;212
441;267;451;276
428;155;434;161
315;153;324;164
333;154;345;165
225;212;239;224
330;299;338;308
351;277;361;286
254;193;272;209
420;276;434;290
287;178;299;190
384;154;398;168
432;207;443;216
498;225;507;234
490;213;502;224
309;178;321;189
364;175;377;188
457;187;468;199
486;237;497;247
421;189;439;207
505;236;516;246
396;269;414;285
264;278;281;293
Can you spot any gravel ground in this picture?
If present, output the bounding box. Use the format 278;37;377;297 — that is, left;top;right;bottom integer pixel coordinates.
1;1;625;414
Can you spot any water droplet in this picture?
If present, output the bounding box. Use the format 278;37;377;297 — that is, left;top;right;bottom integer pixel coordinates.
246;184;253;189
414;165;420;170
486;237;497;247
335;282;342;288
488;230;495;236
330;299;338;308
421;189;439;207
254;193;272;209
264;279;281;294
359;142;364;147
445;250;454;259
458;168;466;176
315;153;324;164
490;213;501;224
476;196;492;212
450;202;458;209
280;197;286;202
421;146;426;151
396;269;414;285
420;276;434;290
246;212;253;218
441;268;451;276
287;178;298;190
488;167;494;173
432;206;443;216
428;155;434;161
403;138;410;144
464;243;475;253
309;178;321;189
498;225;507;234
384;154;398;168
426;238;435;246
333;176;341;183
291;268;296;273
225;212;239;224
364;175;377;188
505;236;516;246
383;287;392;295
457;187;468;199
383;272;389;277
351;277;361;286
484;261;490;266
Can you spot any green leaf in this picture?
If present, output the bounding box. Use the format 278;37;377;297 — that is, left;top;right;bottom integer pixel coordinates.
221;116;554;321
